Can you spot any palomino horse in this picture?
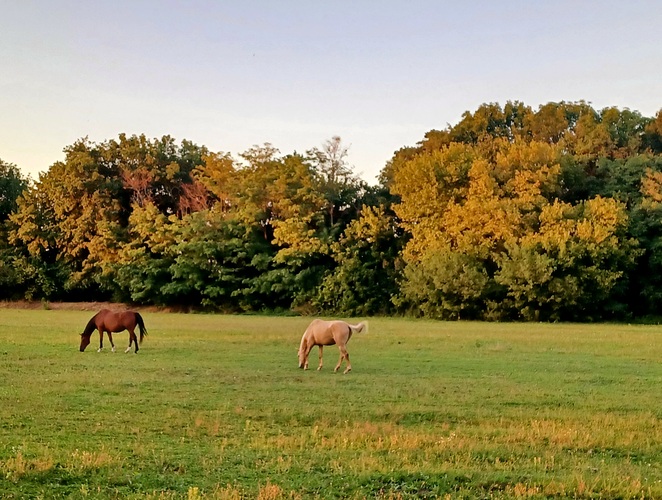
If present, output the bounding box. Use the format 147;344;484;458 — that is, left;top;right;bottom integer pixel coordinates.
298;319;367;374
79;309;147;353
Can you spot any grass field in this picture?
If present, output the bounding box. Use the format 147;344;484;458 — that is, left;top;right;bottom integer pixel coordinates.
0;309;660;499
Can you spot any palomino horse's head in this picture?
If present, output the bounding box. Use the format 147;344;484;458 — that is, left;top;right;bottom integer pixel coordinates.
79;333;91;352
298;341;309;369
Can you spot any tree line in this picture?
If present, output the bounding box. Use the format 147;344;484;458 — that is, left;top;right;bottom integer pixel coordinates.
2;100;662;321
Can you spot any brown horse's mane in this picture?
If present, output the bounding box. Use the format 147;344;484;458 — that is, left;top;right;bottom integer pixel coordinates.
82;309;106;336
82;317;98;336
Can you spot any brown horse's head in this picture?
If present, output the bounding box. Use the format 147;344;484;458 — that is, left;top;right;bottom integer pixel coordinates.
79;333;91;352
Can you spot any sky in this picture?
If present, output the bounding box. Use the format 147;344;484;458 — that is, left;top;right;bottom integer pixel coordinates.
1;1;661;184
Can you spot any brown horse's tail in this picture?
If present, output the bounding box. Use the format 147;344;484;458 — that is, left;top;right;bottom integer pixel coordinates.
135;313;148;344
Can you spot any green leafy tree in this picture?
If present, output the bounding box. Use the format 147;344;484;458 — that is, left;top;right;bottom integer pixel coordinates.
626;164;662;315
396;247;490;319
600;107;650;158
107;133;208;216
313;206;402;315
389;129;645;320
0;160;31;298
10;135;208;300
0;159;29;222
643;109;662;153
497;197;640;321
524;102;573;144
106;202;174;304
230;145;330;307
163;210;277;310
0;160;72;301
9;140;124;296
449;101;532;143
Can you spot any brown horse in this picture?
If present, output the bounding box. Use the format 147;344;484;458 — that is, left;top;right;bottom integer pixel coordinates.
298;319;367;374
79;309;147;353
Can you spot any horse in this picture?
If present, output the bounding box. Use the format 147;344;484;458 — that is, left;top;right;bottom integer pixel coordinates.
298;319;367;374
79;309;147;353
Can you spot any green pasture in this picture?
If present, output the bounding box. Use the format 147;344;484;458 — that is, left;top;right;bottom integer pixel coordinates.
0;309;660;499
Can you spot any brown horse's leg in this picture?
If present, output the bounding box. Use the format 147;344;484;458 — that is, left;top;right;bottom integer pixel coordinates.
125;328;138;353
97;331;104;352
317;345;324;370
125;329;132;353
107;332;115;352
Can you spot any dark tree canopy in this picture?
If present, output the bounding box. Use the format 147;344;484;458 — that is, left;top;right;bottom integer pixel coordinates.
0;159;29;222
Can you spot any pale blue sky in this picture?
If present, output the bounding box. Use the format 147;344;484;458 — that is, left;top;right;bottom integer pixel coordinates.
1;0;661;183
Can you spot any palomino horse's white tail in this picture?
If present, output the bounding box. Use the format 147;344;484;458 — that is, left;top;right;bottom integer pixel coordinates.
348;321;368;335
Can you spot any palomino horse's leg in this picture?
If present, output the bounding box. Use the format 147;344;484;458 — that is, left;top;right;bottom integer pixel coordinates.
303;345;313;370
317;345;324;370
107;332;116;353
343;350;351;374
334;344;351;374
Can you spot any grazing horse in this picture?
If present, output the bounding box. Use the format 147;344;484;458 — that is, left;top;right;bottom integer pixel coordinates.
79;309;147;353
298;319;367;374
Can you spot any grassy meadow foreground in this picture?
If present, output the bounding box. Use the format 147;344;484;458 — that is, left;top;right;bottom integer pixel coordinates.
0;309;660;499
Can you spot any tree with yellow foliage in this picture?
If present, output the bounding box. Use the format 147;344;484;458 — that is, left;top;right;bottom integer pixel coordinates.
391;130;641;320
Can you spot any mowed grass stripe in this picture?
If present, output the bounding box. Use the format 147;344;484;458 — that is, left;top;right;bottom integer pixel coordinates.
0;309;660;498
